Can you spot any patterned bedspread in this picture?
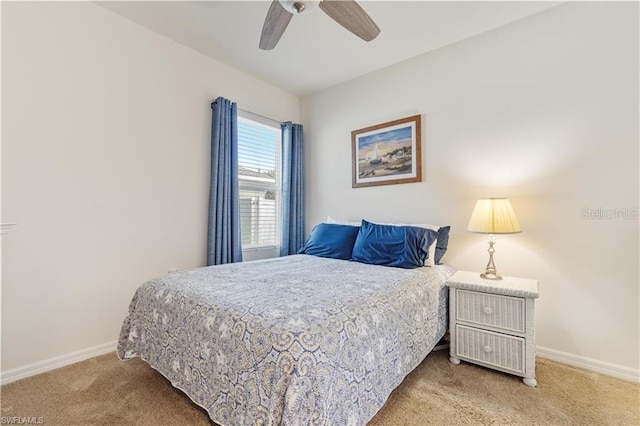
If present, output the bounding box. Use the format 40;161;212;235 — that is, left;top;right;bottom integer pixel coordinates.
117;254;453;425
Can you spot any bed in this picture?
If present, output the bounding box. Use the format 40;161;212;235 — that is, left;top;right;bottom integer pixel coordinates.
118;253;453;425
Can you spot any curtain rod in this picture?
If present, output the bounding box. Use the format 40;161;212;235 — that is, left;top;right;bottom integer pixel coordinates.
211;99;288;125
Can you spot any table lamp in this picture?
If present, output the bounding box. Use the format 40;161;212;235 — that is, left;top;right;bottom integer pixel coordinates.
467;198;521;280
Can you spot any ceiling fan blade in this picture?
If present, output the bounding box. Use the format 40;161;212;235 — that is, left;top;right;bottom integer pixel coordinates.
319;0;380;42
259;1;293;50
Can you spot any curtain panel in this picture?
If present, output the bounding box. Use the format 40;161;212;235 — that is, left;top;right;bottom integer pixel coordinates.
280;122;305;256
207;97;242;265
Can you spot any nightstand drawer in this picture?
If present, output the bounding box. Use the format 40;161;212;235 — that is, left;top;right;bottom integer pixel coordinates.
456;290;525;333
455;325;525;375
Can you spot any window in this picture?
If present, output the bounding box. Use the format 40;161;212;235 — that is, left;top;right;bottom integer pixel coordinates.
237;111;281;249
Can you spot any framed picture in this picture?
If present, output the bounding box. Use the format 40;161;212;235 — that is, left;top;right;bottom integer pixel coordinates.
351;115;422;188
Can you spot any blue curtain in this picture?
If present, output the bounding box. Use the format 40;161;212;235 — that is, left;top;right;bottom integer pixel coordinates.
280;122;305;256
207;97;242;265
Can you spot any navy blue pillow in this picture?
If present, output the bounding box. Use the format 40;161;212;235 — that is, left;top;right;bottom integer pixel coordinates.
434;226;451;264
297;223;360;260
351;220;438;269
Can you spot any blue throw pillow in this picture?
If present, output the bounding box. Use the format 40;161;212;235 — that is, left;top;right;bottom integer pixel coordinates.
434;226;451;264
297;223;360;260
351;220;438;269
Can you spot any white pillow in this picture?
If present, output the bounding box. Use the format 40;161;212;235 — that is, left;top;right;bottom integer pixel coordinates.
326;216;361;226
326;217;440;267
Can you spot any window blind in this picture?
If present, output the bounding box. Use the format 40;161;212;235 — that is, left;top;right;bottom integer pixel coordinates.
237;114;281;249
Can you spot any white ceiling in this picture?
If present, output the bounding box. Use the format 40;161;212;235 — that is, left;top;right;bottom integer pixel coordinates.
96;1;560;96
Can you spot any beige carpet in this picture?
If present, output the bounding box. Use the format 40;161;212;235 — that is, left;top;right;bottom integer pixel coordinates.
1;350;638;425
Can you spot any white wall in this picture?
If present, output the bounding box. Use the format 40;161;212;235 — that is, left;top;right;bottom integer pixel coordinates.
1;2;298;374
301;2;639;378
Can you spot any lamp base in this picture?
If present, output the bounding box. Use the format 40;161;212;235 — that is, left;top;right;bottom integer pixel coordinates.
480;272;503;280
480;236;503;280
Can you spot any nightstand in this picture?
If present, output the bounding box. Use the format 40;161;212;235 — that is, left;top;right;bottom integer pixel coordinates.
447;270;539;387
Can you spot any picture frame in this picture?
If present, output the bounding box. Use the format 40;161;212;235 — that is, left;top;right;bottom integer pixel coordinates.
351;115;422;188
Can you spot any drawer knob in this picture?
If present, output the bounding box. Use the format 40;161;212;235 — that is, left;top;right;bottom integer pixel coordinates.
483;306;493;315
484;345;492;353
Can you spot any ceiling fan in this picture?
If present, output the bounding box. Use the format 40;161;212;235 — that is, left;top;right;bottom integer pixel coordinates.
259;0;380;50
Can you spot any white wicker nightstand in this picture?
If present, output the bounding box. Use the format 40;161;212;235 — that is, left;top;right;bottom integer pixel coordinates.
447;270;539;387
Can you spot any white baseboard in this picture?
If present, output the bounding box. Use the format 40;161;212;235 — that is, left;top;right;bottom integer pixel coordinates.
1;341;637;385
537;345;640;383
0;340;117;385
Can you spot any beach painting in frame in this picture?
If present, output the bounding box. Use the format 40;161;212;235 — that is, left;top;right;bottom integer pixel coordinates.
351;115;422;188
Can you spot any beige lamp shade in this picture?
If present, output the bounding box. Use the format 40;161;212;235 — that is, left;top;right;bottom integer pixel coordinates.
467;198;522;234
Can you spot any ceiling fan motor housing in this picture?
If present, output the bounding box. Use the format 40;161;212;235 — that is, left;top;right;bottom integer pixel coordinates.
279;0;320;15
